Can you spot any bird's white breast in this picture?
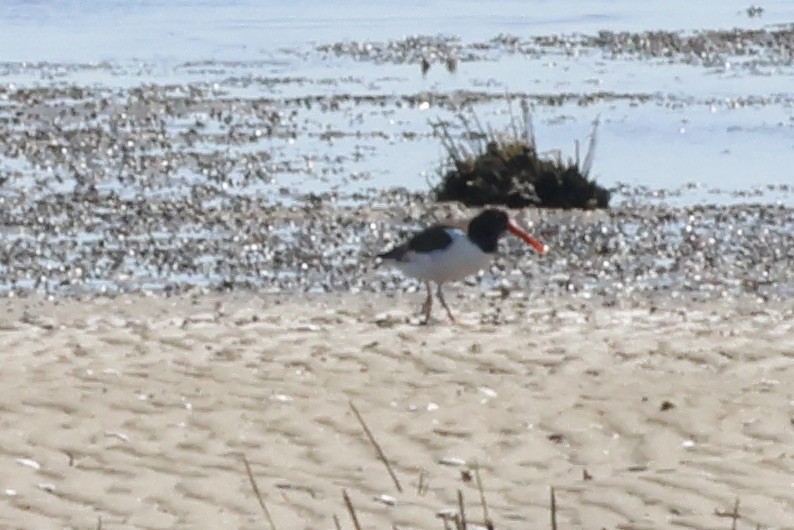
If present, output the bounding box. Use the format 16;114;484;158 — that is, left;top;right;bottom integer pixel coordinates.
387;229;492;283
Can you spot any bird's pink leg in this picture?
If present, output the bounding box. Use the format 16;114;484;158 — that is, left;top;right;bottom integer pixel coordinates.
436;284;457;323
421;281;433;324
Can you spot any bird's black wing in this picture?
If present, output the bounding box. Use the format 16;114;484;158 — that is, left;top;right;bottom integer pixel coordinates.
407;225;454;252
378;225;454;261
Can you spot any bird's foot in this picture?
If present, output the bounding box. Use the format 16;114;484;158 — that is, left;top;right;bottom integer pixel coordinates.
419;310;432;326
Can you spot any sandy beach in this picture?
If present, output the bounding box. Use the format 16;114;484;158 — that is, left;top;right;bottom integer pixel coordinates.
0;291;791;529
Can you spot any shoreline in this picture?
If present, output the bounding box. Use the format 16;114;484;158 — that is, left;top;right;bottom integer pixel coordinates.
1;199;792;300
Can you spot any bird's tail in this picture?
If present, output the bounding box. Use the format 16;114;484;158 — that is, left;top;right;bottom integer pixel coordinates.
376;247;404;261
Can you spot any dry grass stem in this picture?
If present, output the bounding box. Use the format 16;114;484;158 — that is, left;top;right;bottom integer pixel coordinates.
473;463;490;525
550;487;558;530
241;453;277;530
581;115;600;176
349;400;403;493
342;489;363;530
417;470;428;496
520;98;535;147
457;490;467;530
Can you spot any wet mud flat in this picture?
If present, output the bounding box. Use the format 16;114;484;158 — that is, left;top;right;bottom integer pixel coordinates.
0;185;791;304
0;26;792;301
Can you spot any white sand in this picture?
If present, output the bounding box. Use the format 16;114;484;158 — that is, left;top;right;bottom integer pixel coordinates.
0;291;791;529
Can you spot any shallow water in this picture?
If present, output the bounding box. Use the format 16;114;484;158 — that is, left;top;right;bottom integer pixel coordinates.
1;1;792;201
2;1;793;63
0;1;792;296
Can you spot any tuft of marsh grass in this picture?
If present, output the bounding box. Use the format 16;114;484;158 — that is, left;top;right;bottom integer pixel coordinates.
431;100;609;209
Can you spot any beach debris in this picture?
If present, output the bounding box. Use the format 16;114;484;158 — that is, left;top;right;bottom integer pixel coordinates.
275;482;318;499
374;493;397;506
547;433;565;444
431;102;609;209
438;456;467;467
478;386;497;398
436;507;457;522
660;400;676;411
38;483;56;492
292;323;321;332
104;431;130;442
16;458;41;470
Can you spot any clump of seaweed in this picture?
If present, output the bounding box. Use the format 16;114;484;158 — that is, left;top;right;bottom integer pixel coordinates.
431;100;609;209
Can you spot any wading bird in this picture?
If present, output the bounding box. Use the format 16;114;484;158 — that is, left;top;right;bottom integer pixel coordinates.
378;209;546;323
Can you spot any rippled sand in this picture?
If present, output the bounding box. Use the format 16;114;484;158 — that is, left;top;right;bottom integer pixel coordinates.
0;292;791;529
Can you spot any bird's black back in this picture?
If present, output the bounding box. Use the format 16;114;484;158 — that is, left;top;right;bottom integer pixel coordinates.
378;225;454;261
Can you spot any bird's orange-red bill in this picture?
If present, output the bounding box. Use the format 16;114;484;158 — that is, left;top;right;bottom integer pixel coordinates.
508;220;547;254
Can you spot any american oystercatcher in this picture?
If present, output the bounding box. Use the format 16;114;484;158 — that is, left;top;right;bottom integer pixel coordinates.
378;208;546;323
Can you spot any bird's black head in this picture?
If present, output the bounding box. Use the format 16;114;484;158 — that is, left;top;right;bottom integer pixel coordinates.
467;208;510;253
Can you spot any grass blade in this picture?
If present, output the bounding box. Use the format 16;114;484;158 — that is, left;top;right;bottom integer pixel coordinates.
349;400;403;492
241;454;277;530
